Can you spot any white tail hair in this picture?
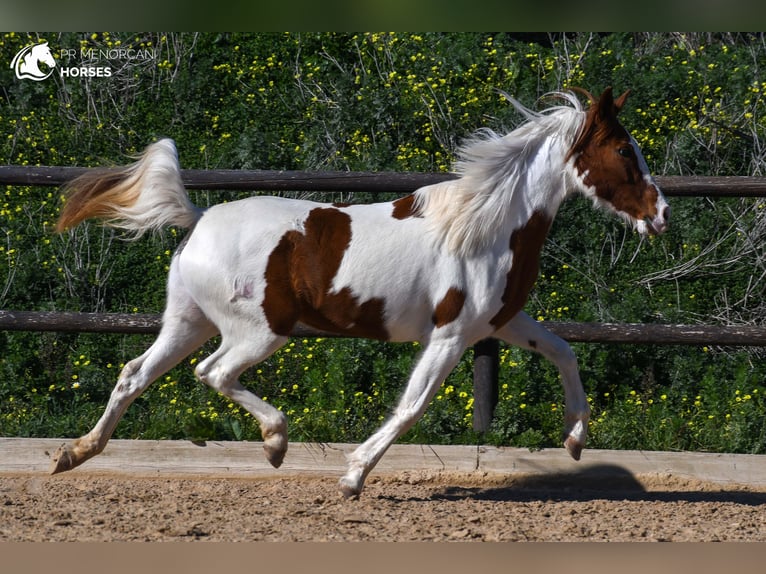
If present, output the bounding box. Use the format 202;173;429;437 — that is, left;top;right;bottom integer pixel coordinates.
56;138;201;237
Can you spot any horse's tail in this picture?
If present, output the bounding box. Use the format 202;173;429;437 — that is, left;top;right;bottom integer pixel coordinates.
56;138;201;237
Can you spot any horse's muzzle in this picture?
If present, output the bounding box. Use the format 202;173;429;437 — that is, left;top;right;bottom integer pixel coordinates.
647;204;670;235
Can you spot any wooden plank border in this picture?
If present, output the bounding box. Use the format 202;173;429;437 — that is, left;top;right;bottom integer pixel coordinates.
2;438;765;488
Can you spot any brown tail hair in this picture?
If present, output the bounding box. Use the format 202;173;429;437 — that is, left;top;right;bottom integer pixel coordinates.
56;138;201;237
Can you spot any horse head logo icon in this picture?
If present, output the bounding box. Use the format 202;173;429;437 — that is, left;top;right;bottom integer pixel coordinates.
11;41;56;81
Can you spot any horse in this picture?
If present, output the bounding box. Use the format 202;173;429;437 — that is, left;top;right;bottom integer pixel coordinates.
11;41;56;81
49;87;669;498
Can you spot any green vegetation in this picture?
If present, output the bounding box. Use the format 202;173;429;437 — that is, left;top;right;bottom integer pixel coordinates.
2;32;766;454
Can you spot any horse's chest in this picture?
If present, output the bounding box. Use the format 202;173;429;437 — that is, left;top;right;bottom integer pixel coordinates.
488;211;552;329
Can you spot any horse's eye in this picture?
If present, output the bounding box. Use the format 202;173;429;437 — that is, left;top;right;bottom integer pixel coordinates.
618;147;634;158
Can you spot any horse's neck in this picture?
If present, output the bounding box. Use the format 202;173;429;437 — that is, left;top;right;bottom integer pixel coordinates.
500;143;570;232
418;135;573;257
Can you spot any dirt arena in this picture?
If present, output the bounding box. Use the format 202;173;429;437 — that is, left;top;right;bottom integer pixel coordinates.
2;469;766;542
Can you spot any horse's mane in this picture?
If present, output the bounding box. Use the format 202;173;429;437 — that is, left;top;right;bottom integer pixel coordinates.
413;91;586;257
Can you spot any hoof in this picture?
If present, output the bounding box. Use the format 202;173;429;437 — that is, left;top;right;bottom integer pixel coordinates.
338;465;366;499
261;415;288;468
564;436;583;461
338;478;361;500
49;443;76;475
263;435;288;469
264;444;286;468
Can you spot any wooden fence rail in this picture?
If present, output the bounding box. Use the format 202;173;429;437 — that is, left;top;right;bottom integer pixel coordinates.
2;166;766;431
2;309;766;345
2;165;766;196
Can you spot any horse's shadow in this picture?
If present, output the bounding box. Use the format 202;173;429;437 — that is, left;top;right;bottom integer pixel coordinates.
381;464;766;506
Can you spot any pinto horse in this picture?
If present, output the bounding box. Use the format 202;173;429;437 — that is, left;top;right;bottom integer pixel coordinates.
50;88;669;498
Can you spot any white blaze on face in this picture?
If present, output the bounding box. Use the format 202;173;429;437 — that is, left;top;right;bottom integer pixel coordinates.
630;137;670;235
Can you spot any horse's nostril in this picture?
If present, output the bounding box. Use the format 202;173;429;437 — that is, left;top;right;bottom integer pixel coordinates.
663;205;671;222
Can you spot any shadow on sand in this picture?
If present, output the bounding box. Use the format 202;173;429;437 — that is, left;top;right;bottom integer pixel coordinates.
393;464;766;506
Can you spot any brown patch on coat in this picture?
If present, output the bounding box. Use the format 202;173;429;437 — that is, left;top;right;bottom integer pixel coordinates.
567;87;660;223
262;234;302;336
262;207;389;340
300;289;387;339
391;194;422;219
432;287;466;328
489;211;552;329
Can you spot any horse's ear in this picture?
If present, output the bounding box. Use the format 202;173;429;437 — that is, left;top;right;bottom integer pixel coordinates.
597;87;615;118
597;87;630;118
613;89;631;113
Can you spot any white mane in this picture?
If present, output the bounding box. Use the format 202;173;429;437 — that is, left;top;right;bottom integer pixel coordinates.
413;91;586;257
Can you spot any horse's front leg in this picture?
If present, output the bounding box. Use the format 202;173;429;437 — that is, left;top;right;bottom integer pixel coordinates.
494;311;589;460
339;336;466;498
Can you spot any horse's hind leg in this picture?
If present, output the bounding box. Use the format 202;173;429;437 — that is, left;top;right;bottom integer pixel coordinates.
193;329;289;468
50;261;217;474
49;309;217;474
494;311;590;460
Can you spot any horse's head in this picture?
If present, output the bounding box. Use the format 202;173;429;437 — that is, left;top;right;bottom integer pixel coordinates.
568;87;670;236
12;42;56;81
32;42;56;68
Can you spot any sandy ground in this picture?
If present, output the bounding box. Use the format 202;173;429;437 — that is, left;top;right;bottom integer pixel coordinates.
2;470;765;542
